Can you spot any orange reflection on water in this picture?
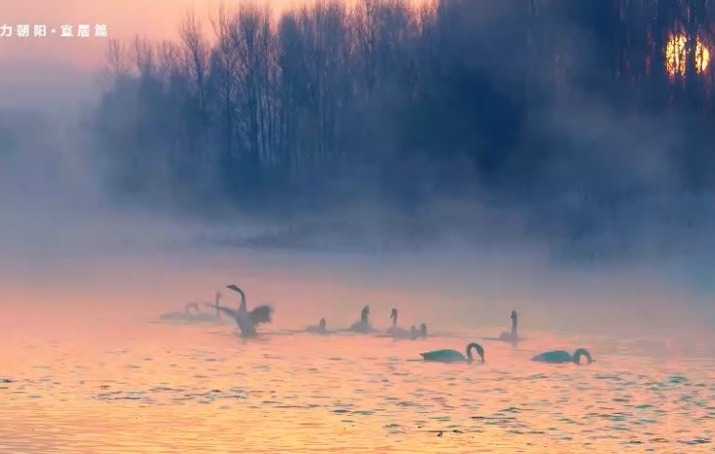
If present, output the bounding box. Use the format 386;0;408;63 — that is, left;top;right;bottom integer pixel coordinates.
0;317;713;453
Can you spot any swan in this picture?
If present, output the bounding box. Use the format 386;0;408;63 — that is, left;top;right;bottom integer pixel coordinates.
214;284;273;337
348;305;374;333
385;307;409;337
409;325;419;339
482;310;525;343
531;348;593;364
419;323;427;338
305;318;327;334
498;310;520;343
420;342;485;363
379;316;428;339
193;292;225;323
159;302;200;322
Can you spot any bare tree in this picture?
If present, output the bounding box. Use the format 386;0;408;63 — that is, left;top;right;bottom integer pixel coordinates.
102;39;131;88
179;9;210;168
210;3;240;162
231;4;277;176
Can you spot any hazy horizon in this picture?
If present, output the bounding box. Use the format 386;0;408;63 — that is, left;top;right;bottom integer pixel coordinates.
1;3;714;451
1;0;714;343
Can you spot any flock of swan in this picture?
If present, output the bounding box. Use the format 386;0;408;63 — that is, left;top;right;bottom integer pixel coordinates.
158;284;594;366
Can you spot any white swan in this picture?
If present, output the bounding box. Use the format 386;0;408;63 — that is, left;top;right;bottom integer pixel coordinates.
193;292;226;323
421;342;485;363
159;302;200;322
385;308;409;337
348;305;375;333
305;318;327;334
213;284;273;337
482;310;522;343
498;310;520;343
532;348;593;364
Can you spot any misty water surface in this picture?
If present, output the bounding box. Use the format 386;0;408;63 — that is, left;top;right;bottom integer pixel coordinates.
1;319;713;453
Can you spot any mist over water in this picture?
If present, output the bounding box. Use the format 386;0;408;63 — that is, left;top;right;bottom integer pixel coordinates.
1;0;714;452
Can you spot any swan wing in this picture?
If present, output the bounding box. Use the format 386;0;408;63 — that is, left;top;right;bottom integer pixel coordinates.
532;350;572;363
249;305;273;324
214;305;239;320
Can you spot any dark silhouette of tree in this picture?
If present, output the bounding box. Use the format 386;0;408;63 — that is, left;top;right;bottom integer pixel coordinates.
91;0;715;235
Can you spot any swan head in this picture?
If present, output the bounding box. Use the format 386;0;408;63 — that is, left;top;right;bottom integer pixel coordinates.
466;342;485;363
185;302;200;315
573;348;593;365
409;326;418;340
360;305;370;323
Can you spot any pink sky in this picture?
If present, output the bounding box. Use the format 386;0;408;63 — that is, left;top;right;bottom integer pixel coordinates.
0;0;424;113
0;1;315;112
0;1;311;68
0;0;425;68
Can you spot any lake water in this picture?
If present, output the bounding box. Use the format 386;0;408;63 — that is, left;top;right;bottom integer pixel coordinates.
1;319;713;453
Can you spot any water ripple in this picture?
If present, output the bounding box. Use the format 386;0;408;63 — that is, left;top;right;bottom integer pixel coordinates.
0;328;713;452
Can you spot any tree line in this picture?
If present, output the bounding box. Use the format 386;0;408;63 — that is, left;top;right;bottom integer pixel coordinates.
92;0;715;223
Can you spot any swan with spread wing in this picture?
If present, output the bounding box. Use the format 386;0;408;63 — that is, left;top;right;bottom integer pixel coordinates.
212;284;273;337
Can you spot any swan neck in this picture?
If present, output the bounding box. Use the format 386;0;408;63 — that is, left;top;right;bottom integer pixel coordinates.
361;307;369;324
574;349;592;364
236;288;247;312
466;343;484;363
